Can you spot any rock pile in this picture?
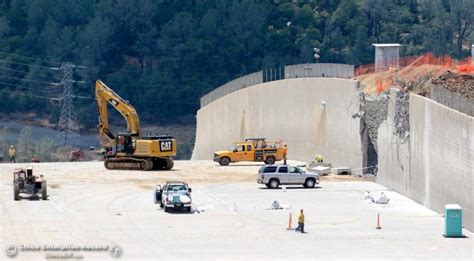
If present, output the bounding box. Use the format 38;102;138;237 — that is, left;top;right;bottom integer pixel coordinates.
432;71;474;99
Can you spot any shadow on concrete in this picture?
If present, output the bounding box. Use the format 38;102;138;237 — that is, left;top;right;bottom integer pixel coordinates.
218;164;266;167
258;186;322;190
16;195;48;201
163;209;195;215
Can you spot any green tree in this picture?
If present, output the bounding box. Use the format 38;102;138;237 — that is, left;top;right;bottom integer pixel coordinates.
449;0;474;58
0;0;473;151
7;0;28;36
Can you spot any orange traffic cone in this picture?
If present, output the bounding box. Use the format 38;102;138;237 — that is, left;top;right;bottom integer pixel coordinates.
376;212;382;229
286;212;293;230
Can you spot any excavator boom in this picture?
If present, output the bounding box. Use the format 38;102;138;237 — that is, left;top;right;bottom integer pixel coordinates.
95;80;176;171
95;80;141;146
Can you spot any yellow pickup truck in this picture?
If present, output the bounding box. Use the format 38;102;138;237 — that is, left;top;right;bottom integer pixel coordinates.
214;138;285;166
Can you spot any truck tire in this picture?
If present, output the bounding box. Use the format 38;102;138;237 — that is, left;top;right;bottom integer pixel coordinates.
268;178;280;189
304;178;316;188
14;183;20;201
42;181;48;200
264;156;276;165
219;157;230;166
160;202;164;208
186;207;192;213
164;206;169;212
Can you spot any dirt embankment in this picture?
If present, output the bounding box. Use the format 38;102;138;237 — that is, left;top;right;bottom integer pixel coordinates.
431;71;474;99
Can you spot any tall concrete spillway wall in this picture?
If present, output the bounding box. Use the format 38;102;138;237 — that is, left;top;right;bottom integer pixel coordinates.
378;89;474;231
192;77;366;170
200;63;354;107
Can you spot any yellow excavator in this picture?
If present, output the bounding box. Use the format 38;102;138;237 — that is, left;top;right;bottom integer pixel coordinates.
95;80;176;170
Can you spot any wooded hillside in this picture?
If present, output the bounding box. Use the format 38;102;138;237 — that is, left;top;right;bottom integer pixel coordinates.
0;0;472;129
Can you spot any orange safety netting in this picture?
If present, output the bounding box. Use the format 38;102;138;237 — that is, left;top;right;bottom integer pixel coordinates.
355;52;474;94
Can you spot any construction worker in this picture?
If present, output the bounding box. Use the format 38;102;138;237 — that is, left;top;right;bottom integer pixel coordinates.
283;143;288;165
315;154;324;163
295;209;305;233
8;145;16;163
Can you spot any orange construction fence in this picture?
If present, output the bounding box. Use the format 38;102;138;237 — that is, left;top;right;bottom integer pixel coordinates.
355;52;474;76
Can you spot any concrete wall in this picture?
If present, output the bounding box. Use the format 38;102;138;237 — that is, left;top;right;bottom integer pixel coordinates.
377;89;410;194
378;90;474;231
285;63;354;79
410;94;473;230
200;63;354;107
200;71;263;107
430;85;474;116
193;77;365;170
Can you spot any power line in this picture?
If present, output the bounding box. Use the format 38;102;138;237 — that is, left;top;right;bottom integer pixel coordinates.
0;51;61;66
0;85;58;95
0;75;58;85
0;80;56;91
0;67;60;81
0;84;92;100
0;59;59;70
0;88;60;100
0;66;31;74
62;94;93;100
0;81;201;105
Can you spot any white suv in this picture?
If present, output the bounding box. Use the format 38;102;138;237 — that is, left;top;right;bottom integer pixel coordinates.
257;165;320;189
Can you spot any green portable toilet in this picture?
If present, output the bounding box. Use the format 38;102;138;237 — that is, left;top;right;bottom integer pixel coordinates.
444;204;463;237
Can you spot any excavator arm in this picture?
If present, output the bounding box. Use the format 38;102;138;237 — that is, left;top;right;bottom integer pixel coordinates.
95;80;141;147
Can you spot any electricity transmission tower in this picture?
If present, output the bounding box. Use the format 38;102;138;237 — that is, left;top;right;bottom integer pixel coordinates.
56;62;79;146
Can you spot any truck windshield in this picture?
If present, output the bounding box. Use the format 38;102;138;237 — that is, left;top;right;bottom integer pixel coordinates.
167;185;187;192
229;144;244;152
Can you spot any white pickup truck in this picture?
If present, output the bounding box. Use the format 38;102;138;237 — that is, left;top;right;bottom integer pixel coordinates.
154;181;192;212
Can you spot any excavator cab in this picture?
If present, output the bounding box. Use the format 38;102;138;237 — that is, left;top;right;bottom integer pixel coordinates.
116;133;135;155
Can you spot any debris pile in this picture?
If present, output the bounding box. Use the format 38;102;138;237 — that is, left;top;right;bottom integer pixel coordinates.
431;71;474;100
363;191;390;204
364;95;389;174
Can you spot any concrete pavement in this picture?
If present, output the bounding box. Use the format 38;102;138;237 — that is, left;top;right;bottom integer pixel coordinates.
0;161;472;260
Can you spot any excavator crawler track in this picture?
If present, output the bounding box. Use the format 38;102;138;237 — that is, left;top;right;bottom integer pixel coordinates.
104;157;173;171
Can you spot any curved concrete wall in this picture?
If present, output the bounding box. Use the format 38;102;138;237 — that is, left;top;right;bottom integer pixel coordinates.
200;63;355;107
378;89;474;231
192;77;365;170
